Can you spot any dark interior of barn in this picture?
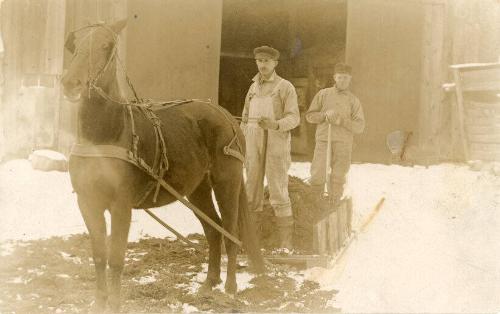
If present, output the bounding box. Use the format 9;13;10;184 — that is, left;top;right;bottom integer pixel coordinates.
218;0;347;156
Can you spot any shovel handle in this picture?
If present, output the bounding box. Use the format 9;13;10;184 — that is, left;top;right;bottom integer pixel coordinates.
324;123;332;196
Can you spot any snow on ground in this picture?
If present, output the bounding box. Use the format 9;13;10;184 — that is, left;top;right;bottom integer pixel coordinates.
1;158;500;312
307;163;500;313
0;159;202;242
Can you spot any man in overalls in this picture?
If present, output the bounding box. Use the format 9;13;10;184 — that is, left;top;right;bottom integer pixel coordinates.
240;46;300;250
306;63;365;210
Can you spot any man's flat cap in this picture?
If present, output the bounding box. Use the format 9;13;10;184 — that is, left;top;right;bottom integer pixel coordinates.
334;63;352;74
253;46;280;60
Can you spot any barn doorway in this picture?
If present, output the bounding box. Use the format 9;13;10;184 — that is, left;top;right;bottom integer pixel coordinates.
218;0;347;156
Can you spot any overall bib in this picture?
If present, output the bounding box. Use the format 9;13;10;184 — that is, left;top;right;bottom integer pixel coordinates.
244;79;292;218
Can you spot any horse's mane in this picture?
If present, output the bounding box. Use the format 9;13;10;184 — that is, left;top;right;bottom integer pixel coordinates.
79;89;125;143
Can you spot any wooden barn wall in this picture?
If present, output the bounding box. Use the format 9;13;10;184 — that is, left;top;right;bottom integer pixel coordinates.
439;0;500;161
0;0;65;159
126;0;222;103
345;0;425;163
447;0;500;65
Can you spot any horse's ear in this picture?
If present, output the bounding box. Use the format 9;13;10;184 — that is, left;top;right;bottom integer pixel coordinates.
65;32;76;54
110;19;127;34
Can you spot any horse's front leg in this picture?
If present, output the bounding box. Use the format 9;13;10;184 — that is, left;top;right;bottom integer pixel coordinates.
77;196;109;311
108;204;132;312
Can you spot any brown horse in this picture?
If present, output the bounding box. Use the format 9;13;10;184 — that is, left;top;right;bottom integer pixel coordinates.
61;20;264;312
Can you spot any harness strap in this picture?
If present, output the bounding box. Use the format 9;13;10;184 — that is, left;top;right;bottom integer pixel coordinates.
127;106;139;159
223;135;245;163
202;100;246;163
70;144;157;207
71;144;133;162
137;106;169;202
70;144;154;173
70;143;242;247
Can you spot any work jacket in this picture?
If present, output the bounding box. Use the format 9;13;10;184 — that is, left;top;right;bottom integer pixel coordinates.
306;86;365;143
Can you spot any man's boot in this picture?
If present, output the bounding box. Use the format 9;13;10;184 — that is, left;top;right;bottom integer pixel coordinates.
276;215;294;251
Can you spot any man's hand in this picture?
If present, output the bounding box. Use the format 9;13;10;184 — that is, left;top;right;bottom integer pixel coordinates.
258;117;279;130
325;110;342;125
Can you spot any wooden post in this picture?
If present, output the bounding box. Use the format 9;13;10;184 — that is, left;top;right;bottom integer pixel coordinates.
451;67;470;161
419;1;446;162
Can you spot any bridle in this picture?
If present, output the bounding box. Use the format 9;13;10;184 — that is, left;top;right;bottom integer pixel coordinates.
66;23;140;104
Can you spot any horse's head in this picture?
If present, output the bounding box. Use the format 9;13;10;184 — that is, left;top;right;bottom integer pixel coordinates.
61;20;127;101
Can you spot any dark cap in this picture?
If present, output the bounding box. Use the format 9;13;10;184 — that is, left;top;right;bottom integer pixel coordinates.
334;63;352;74
253;46;280;60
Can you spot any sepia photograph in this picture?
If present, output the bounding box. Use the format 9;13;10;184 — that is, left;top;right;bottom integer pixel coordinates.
0;0;499;313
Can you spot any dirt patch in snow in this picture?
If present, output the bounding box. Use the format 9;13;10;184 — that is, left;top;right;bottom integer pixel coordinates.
0;234;338;313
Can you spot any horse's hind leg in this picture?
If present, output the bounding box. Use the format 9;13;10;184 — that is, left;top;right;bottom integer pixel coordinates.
77;196;108;311
108;204;132;312
188;176;223;291
211;169;241;295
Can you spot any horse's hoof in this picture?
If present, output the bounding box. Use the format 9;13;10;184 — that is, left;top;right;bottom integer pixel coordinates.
251;262;267;275
89;300;106;313
224;281;237;295
198;281;214;295
108;296;121;313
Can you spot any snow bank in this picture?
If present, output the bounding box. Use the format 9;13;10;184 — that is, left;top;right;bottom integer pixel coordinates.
29;150;68;172
312;163;500;313
30;150;67;161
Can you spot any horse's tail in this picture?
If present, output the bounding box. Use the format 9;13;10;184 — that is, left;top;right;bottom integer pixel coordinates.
238;178;266;274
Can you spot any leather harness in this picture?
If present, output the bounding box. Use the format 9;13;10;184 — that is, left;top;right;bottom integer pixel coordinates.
71;98;245;208
66;24;245;247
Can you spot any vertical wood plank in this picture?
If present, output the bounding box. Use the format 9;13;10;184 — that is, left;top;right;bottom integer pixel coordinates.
327;211;338;254
346;197;353;237
337;200;346;246
2;0;28;155
46;0;66;75
451;67;470;160
313;219;327;255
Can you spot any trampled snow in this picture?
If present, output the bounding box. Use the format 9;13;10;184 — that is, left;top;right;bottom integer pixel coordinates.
1;159;499;312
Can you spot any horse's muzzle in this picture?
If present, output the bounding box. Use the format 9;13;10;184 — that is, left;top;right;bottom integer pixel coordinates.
61;78;83;102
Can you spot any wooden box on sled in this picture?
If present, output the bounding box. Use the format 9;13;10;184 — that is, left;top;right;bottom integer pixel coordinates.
265;197;354;268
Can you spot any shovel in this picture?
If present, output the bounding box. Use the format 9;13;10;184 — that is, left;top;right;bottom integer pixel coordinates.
386;130;412;162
